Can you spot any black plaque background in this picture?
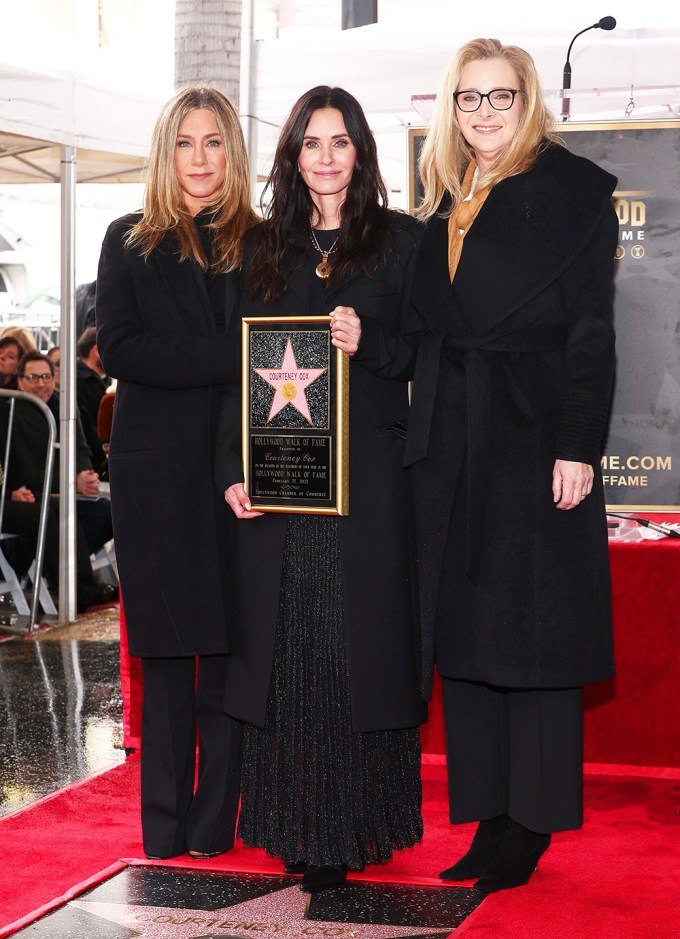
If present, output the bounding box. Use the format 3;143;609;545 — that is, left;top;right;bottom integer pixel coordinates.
250;434;333;503
244;318;348;514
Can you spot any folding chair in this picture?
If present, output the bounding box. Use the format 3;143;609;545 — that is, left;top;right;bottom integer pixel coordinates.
0;389;57;632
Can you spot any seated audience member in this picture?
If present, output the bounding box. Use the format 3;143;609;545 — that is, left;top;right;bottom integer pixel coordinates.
96;385;116;481
0;337;25;389
76;327;108;473
4;351;115;564
0;326;37;356
75;280;97;337
0;461;117;611
46;346;61;390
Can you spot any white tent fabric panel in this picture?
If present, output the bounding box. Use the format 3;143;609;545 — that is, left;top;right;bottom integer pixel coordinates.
0;60;163;153
0;61;165;183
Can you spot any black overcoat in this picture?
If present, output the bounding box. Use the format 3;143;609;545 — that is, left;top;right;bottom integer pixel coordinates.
95;213;241;657
403;144;618;695
217;214;427;733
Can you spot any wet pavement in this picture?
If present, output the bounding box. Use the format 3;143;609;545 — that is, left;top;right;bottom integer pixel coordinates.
0;618;125;816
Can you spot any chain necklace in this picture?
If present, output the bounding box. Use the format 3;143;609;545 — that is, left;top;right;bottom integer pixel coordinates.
309;226;340;279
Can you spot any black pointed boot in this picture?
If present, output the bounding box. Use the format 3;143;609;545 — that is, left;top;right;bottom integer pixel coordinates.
439;814;512;881
474;820;551;893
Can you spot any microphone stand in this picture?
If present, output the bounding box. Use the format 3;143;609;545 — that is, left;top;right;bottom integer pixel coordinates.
561;16;617;122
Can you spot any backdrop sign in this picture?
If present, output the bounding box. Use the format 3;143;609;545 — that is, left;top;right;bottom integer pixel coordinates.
408;121;680;511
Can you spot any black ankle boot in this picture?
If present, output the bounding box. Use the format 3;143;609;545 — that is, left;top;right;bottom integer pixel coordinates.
300;864;347;893
439;814;511;881
283;860;307;874
474;820;551;893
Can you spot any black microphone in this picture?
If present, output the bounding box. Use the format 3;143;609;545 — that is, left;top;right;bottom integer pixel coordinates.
561;16;617;121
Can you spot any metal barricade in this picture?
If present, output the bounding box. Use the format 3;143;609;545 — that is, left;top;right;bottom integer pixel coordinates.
0;388;56;633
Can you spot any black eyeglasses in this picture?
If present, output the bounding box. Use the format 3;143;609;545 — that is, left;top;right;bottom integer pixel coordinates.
453;88;520;112
21;373;54;384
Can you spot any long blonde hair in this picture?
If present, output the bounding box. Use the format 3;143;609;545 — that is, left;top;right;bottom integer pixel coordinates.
127;84;258;271
418;38;559;219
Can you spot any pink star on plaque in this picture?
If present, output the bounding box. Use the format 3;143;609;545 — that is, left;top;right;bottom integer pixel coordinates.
255;338;326;424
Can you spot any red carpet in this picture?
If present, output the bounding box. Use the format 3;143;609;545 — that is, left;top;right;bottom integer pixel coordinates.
1;754;679;938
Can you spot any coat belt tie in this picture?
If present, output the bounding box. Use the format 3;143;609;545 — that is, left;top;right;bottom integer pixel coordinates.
404;326;568;582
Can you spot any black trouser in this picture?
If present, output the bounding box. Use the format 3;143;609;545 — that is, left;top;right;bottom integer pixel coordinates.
442;678;583;833
2;496;97;593
76;497;114;555
140;654;243;858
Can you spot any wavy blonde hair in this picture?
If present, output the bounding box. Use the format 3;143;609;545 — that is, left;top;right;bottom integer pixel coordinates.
127;84;258;271
418;38;559;219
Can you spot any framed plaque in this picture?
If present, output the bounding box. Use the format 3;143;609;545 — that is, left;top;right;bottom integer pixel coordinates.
242;316;349;515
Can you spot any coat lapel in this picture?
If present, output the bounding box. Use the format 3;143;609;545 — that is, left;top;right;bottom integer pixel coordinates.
409;209;461;335
324;264;366;308
283;256;312;312
155;242;215;335
413;146;616;338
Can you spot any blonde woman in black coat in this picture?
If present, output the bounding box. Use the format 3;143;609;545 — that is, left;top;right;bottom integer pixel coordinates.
96;85;257;860
400;39;617;893
222;86;425;893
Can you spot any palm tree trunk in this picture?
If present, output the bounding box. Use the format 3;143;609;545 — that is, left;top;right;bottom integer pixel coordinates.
175;0;242;107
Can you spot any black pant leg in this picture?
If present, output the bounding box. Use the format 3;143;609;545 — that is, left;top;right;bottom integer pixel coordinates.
442;677;583;834
186;654;243;854
508;687;583;833
3;497;99;598
2;499;56;585
76;497;114;554
140;656;197;858
442;676;508;824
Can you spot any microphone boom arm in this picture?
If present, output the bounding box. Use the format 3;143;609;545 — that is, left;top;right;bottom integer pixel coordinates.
561;17;616;121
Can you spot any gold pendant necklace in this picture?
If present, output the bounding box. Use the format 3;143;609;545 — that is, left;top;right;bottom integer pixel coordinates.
310;226;340;279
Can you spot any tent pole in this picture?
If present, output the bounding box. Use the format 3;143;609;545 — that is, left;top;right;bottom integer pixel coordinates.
58;145;77;624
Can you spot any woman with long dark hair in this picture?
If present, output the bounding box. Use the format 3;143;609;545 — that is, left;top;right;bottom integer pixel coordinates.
221;86;425;892
96;84;257;860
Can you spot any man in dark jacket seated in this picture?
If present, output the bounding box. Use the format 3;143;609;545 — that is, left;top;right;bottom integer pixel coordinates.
1;466;114;612
76;326;108;475
1;351;117;610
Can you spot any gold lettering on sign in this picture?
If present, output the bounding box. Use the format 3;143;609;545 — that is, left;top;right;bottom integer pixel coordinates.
601;455;672;471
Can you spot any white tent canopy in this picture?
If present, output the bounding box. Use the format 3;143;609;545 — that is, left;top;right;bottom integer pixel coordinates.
0;60;164;183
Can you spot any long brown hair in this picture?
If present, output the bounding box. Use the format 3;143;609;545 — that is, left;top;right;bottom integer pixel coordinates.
127;84;258;271
246;86;400;303
418;38;560;219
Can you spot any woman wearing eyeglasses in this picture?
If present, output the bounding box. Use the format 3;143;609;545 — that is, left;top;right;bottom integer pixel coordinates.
395;39;618;892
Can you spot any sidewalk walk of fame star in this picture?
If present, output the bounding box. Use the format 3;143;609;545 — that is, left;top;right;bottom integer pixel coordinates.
254;337;326;424
59;870;482;939
72;885;452;938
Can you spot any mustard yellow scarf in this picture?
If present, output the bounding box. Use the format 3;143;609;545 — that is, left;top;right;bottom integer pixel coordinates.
447;161;490;282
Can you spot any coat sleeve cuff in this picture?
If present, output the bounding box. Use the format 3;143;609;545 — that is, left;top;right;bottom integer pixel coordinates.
555;392;611;464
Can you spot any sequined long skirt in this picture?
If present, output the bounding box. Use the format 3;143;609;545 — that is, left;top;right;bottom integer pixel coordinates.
237;515;423;870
